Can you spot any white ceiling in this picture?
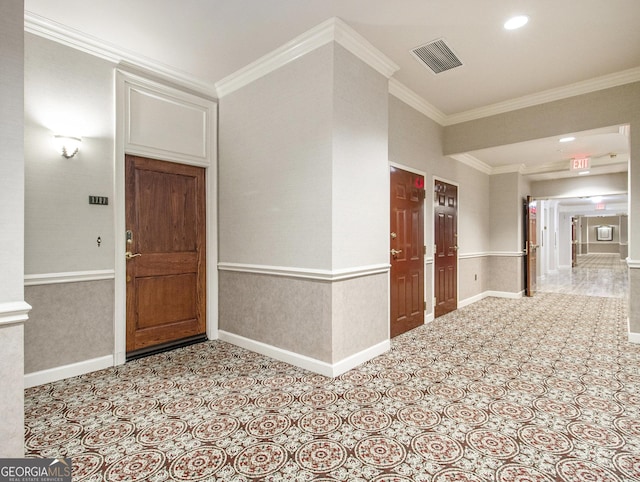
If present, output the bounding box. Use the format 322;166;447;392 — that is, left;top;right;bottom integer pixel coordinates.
24;0;639;207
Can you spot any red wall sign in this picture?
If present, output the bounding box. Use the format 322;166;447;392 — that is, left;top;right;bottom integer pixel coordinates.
571;157;590;170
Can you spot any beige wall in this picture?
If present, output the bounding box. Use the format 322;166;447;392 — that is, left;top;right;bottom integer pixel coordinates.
0;0;26;457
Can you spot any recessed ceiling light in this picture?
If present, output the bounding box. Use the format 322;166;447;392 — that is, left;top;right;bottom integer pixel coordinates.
559;136;576;143
504;15;529;30
578;170;590;175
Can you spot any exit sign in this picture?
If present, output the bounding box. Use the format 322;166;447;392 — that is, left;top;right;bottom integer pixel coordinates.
570;157;590;170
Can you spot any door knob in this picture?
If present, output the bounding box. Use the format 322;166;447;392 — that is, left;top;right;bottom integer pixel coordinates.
390;249;403;256
125;251;142;260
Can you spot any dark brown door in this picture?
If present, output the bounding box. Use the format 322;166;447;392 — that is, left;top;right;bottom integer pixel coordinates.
525;196;537;296
390;167;424;338
125;155;206;354
571;216;578;267
434;180;457;318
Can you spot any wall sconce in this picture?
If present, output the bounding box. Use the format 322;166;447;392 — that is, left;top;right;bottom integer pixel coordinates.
53;135;82;159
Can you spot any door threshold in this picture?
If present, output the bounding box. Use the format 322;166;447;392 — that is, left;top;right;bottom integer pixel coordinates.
126;334;208;361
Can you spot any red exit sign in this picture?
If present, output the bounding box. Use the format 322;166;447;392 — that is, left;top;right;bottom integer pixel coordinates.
571;157;590;170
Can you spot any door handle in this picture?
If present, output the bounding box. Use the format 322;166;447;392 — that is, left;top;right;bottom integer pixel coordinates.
390;249;403;256
125;251;142;260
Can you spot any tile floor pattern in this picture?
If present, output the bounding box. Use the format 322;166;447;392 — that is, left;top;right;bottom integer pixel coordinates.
25;293;640;481
537;254;628;298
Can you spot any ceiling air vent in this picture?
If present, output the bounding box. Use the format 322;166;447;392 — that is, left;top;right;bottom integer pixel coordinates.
411;38;463;74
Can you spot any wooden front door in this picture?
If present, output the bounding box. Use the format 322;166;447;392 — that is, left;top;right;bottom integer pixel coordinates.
125;155;206;355
571;216;578;267
524;196;537;296
390;167;425;338
434;180;458;318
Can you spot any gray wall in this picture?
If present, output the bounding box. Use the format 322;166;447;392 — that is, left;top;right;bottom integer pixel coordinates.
23;34;116;374
219;45;333;270
443;81;640;335
532;172;627;199
25;34;116;273
24;281;114;373
0;0;26;457
388;95;492;304
218;42;389;364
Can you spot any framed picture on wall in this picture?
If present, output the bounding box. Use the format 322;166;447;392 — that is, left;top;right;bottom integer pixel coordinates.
596;225;613;241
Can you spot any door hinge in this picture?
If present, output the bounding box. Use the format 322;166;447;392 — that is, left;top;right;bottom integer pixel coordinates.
424;245;427;254
433;296;436;306
424;301;427;311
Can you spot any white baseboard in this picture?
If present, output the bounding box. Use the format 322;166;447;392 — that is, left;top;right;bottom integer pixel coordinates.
459;290;524;309
425;312;434;323
25;355;114;388
628;318;640;344
218;330;389;377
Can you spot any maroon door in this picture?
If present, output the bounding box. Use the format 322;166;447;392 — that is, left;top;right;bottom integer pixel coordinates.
390;167;425;337
434;180;458;317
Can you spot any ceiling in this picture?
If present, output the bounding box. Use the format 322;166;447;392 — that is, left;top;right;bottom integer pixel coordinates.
24;0;639;209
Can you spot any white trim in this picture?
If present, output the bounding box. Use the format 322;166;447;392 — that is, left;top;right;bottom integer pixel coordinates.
25;11;640;128
459;292;486;308
0;301;32;326
215;17;398;98
389;162;427;177
425;313;434;323
627;258;640;268
219;330;389;377
425;257;434;264
217;262;390;281
24;11;217;98
114;71;219;365
24;355;114;388
444;66;640;125
448;154;492;175
628;319;640;344
24;270;115;286
458;251;524;259
388;79;446;125
459;290;524;309
486;290;524;299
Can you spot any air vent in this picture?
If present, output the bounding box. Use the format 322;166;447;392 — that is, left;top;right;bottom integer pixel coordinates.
411;39;463;74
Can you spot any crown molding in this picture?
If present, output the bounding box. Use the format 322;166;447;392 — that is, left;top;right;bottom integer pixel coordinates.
448;153;492;175
24;11;217;97
216;17;399;98
444;66;640;126
388;79;446;125
491;163;526;175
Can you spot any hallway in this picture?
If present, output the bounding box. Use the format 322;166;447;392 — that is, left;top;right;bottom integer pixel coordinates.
537;254;628;299
24;291;640;481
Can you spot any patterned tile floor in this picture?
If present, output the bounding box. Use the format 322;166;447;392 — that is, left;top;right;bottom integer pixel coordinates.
25;291;640;481
538;254;627;298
